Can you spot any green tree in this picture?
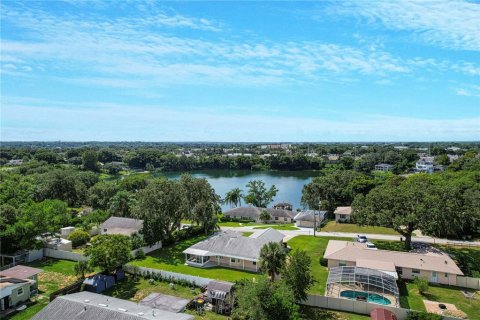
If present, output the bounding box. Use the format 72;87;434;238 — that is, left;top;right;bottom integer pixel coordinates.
244;180;278;208
85;234;132;273
414;277;429;295
259;209;271;223
224;188;243;207
108;190;135;217
74;260;93;279
82;150;99;172
134;178;187;245
235;277;299;320
282;249;315;301
259;242;286;281
435;154;450;166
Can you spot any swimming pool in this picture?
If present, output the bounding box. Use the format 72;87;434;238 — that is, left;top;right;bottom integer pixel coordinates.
340;290;391;305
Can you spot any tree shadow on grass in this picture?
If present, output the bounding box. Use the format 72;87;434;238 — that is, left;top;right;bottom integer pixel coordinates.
103;276;141;301
397;281;411;309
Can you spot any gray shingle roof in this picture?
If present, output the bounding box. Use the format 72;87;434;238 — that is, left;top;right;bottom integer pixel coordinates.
183;228;284;261
223;207;295;219
100;217;143;236
32;291;193;320
293;210;327;222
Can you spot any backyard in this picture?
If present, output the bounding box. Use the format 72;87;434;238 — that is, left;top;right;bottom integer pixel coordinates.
7;259;80;320
321;221;400;235
217;221;299;230
129;235;258;282
399;281;480;320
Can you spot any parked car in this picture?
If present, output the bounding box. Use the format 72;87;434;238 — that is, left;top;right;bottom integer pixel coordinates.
365;242;377;250
357;235;368;243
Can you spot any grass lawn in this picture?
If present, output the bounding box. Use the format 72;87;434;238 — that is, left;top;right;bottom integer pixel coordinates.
400;282;480;320
129;235;258;282
242;231;253;236
8;259;80;320
287;235;352;295
321;221;399;235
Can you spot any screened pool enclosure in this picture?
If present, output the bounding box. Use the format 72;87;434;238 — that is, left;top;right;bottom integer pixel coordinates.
326;266;399;307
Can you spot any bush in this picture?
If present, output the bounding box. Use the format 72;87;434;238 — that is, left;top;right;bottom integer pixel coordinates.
413;277;429;295
68;229;91;247
219;216;255;223
135;248;145;260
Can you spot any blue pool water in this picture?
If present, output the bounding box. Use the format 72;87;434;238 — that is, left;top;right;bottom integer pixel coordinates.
340;290;391;305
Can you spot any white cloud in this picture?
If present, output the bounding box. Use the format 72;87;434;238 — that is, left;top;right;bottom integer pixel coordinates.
330;0;480;51
454;85;480;97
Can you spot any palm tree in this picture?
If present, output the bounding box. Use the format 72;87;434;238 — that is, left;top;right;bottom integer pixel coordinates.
224;188;243;207
259;242;286;281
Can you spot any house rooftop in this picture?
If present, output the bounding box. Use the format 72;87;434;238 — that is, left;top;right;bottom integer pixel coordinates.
333;207;352;216
324;240;463;275
100;217;143;236
0;265;43;279
183;228;284;261
139;293;190;313
293;210;327;222
32;291;193;320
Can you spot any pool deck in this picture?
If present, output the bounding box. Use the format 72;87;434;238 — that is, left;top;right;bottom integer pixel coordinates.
326;283;399;307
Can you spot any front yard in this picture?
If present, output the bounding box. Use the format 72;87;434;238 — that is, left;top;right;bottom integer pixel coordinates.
129;235;258;282
8;259;79;320
321;221;400;235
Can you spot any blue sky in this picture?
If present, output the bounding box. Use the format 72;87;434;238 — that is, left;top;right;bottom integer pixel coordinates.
1;0;479;142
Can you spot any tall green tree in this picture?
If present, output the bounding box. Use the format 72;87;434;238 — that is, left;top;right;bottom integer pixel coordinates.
282;249;315;302
108;190;135;217
74;260;93;279
82;150;99;172
244;180;278;208
134;178;187;245
85;234;132;273
259;242;286;281
235;277;299;320
224;188;243;207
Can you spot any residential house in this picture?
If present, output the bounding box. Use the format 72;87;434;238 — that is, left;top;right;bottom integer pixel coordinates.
273;202;292;211
100;217;143;236
334;206;352;223
323;240;463;285
223;207;295;224
374;163;393;172
293;210;327;228
183;228;285;272
416;157;435;173
0;265;42;292
6;159;23;166
0;278;33;312
32;291;194;320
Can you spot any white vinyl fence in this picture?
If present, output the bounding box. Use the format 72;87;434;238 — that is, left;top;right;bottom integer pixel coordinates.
131;242;162;256
26;249;44;262
44;248;87;262
123;264;212;287
455;276;480;290
302;294;460;320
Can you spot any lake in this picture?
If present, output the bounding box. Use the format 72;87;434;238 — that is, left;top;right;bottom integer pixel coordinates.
153;170;318;211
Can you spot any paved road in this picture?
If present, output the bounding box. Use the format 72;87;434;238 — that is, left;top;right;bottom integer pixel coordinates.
220;226;480;246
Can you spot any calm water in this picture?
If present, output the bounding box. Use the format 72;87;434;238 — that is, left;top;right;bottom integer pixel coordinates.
153;170;318;211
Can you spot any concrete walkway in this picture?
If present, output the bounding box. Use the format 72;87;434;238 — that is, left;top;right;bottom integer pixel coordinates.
221;226;480;246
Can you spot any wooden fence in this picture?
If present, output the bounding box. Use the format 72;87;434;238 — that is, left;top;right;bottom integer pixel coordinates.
49;278;84;301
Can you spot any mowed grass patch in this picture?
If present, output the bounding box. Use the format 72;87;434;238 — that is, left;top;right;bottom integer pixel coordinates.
129;235;258;282
321;221;399;235
253;224;299;231
287;235;352;295
402;282;480;320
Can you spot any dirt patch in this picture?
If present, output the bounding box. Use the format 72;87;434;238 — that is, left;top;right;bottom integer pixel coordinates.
423;299;466;318
38;271;77;293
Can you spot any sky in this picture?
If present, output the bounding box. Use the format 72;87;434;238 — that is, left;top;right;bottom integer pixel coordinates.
1;0;479;142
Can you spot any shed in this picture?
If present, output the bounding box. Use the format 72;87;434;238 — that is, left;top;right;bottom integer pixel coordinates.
206;280;234;314
83;274;115;293
370;308;397;320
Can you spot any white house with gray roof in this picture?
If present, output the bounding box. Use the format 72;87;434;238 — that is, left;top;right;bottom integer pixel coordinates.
100;217;143;237
183;228;285;272
223;207;295;224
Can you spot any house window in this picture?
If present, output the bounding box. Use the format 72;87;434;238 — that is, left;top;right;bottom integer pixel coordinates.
216;256;222;260
103;229;107;232
340;214;346;219
396;267;403;275
17;288;23;296
444;273;448;278
231;258;236;263
284;217;287;222
253;261;256;265
339;261;346;267
412;269;420;275
275;217;278;220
